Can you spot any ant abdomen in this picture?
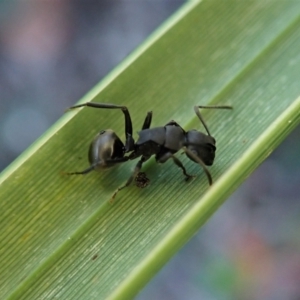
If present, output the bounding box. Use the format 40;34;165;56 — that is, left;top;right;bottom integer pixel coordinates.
88;129;125;169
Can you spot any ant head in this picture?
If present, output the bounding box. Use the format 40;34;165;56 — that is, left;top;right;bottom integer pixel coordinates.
185;130;216;166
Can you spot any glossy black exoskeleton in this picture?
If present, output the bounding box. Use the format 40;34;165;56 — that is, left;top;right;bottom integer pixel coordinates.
66;102;232;200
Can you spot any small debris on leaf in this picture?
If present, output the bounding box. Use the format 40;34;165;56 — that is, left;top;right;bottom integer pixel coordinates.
135;172;150;188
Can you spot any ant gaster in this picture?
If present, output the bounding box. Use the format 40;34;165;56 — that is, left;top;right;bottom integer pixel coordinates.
66;102;232;200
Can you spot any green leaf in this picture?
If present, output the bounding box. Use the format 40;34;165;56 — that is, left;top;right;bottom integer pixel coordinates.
1;1;300;299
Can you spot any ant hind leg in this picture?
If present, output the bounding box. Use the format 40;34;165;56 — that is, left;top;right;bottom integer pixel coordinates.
64;164;96;176
110;156;149;203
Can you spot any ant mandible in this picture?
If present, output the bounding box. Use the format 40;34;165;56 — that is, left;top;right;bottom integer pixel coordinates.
66;102;232;200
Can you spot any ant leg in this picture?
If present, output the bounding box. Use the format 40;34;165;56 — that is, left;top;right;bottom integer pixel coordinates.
65;157;129;175
110;156;148;203
194;105;232;136
142;111;153;130
171;155;195;181
119;111;152;190
64;164;96;175
67;102;134;152
183;147;213;185
156;151;194;180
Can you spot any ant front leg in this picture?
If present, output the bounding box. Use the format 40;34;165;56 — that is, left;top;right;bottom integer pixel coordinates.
156;151;195;181
67;102;135;152
171;155;195;181
183;147;213;185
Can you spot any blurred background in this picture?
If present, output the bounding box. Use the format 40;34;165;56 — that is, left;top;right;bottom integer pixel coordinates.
0;1;299;299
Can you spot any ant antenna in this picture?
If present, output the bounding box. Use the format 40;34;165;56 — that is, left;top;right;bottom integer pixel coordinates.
194;105;232;136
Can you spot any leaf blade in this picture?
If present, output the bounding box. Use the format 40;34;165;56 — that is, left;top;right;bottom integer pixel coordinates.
1;1;300;299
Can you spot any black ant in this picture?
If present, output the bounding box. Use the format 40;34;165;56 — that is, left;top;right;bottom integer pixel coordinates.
66;102;232;200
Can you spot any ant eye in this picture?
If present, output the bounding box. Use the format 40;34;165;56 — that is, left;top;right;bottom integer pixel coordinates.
207;144;215;153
